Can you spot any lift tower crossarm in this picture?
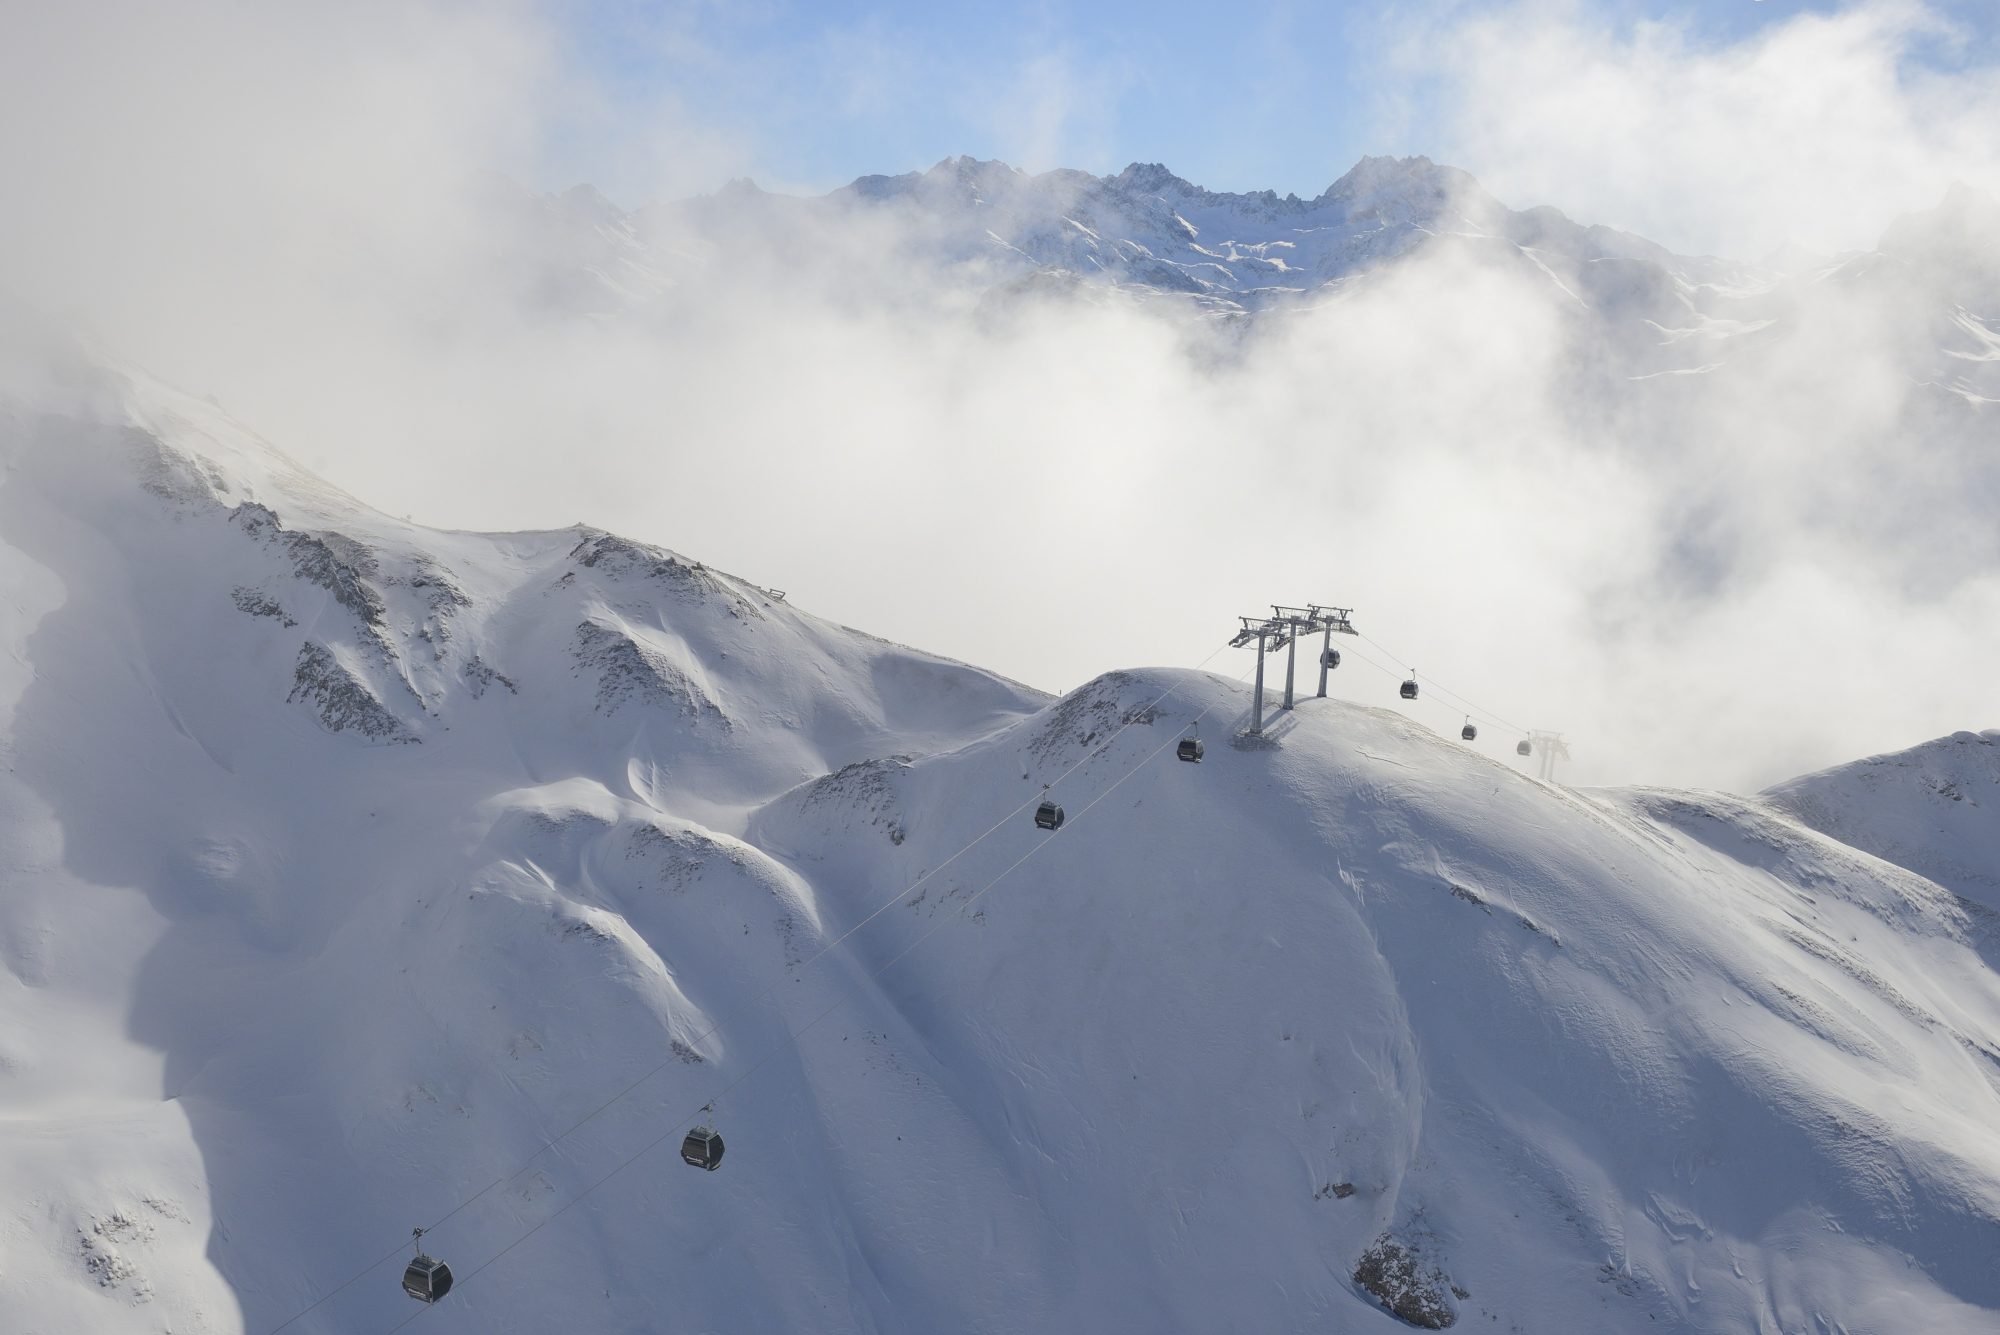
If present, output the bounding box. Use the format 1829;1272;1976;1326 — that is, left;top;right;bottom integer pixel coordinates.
1231;615;1293;650
1264;603;1361;704
1307;605;1358;637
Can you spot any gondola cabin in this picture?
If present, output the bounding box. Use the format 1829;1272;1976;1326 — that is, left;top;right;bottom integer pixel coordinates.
403;1246;452;1304
1322;649;1342;670
1400;678;1419;701
1176;738;1204;763
682;1126;725;1171
1034;801;1065;831
402;1254;452;1304
1516;740;1532;756
1461;722;1478;741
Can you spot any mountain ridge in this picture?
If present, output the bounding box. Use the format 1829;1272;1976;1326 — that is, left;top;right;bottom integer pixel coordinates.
465;151;2000;425
0;357;1997;1332
1766;729;2000;910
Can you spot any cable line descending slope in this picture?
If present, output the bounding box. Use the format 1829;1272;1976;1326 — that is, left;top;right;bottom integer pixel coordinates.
330;648;1247;1332
1;368;1998;1334
382;667;1257;1335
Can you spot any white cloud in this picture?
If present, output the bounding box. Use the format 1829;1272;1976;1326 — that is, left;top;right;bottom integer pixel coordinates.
1408;0;2000;255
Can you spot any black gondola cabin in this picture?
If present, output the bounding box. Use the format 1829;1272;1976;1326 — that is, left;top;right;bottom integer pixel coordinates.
403;1253;452;1304
1400;679;1419;700
1176;738;1204;763
1517;740;1533;756
682;1125;725;1171
1034;801;1065;830
1322;649;1341;670
1461;722;1478;741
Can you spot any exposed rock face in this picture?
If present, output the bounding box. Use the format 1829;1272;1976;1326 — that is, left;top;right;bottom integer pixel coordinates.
232;503;394;653
572;621;729;726
1026;670;1152;767
229;586;295;626
1353;1234;1462;1329
286;641;417;743
401;559;472;659
569;531;735;606
787;755;911;847
462;654;516;698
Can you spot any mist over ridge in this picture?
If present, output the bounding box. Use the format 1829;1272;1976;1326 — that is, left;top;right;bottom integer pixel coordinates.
19;148;2000;791
3;2;1996;793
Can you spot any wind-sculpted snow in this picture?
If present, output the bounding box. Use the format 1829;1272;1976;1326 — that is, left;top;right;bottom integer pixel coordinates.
1;369;1998;1333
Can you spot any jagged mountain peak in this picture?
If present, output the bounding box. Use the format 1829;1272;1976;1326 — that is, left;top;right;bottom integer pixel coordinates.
1108;160;1195;195
837;155;1033;205
1320;153;1497;220
924;153;1023;183
1324;152;1451;195
594;150;1795;329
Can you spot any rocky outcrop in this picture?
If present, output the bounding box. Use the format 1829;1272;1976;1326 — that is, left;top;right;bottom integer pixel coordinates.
572;621;729;726
286;641;417;743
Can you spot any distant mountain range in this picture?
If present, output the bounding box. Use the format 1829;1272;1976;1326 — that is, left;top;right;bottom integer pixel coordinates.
491;154;2000;407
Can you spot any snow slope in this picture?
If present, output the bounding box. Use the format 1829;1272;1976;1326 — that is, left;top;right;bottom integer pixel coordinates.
1766;730;2000;910
2;364;1999;1333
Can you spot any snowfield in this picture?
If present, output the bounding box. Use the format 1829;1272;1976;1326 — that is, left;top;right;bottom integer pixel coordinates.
1;364;1997;1333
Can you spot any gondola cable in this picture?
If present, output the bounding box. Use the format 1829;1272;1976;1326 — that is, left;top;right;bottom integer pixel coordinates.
261;643;1241;1335
384;671;1252;1334
268;617;1551;1333
1356;630;1530;735
1334;633;1528;742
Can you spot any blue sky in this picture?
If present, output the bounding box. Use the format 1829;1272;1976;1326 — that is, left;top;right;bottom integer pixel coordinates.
555;0;1999;206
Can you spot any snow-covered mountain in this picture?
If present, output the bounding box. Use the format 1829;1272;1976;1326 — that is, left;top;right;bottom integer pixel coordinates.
554;153;1769;336
798;154;1750;310
487;152;2000;408
1766;730;2000;910
2;355;1998;1333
